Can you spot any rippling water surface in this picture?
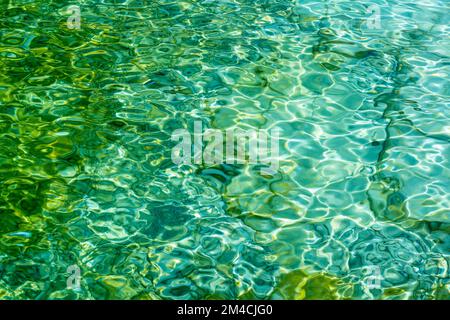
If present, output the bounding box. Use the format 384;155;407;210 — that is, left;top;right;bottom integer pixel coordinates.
0;0;449;299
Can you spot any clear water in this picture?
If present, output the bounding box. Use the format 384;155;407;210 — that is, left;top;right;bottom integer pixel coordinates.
0;0;448;299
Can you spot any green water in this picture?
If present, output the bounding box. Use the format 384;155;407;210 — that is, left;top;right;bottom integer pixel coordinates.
0;0;449;300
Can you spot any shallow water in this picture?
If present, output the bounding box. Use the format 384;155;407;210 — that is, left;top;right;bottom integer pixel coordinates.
0;0;449;299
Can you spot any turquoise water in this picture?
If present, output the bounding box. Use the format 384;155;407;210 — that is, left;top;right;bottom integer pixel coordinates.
0;0;449;299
